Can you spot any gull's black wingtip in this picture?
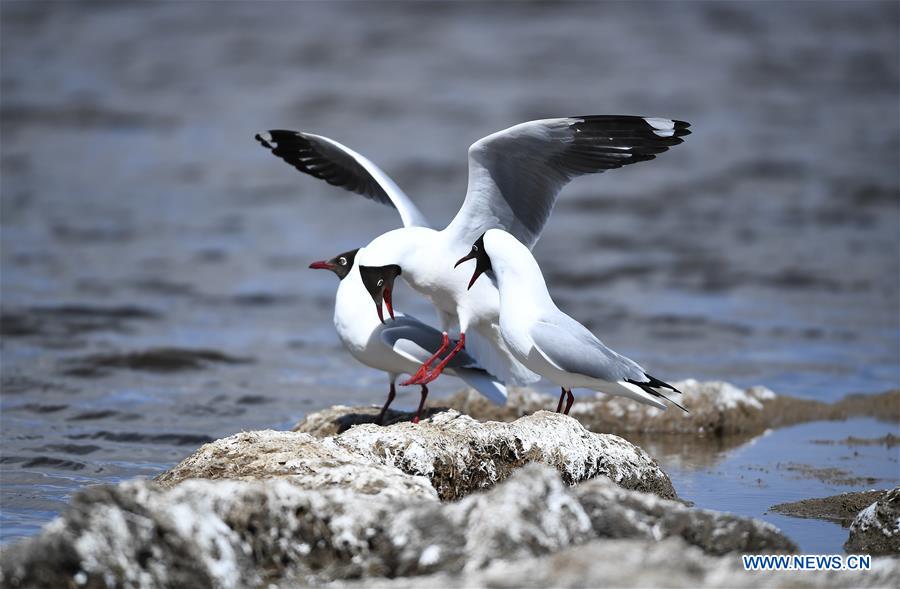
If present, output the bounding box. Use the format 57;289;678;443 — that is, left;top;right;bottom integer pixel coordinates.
627;374;689;413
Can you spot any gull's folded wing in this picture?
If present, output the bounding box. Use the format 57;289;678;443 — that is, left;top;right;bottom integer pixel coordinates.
255;130;430;228
446;115;690;247
379;317;479;369
529;316;645;384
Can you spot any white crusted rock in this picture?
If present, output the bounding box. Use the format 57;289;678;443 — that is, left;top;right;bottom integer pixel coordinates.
155;429;437;501
0;465;799;588
845;487;900;555
573;476;796;554
330;410;676;499
323;536;900;589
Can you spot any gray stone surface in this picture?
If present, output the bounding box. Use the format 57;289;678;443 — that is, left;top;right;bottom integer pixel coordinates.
327;410;676;500
323;538;900;589
155;429;437;500
1;465;802;588
573;476;796;555
845;487;900;555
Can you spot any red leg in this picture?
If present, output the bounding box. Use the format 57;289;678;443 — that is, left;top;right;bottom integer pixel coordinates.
411;385;429;424
564;389;574;415
556;388;566;413
377;383;396;425
401;333;450;386
414;333;465;385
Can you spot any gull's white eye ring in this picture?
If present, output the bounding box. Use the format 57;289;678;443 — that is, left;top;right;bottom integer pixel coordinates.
377;278;384;287
339;257;347;265
472;244;479;252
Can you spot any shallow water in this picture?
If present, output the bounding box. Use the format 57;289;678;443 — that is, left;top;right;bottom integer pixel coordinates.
638;418;900;554
1;2;898;543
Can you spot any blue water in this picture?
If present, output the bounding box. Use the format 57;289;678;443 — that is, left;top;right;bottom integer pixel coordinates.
653;419;900;554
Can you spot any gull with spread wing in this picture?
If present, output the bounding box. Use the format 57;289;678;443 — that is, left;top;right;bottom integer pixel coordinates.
308;247;506;424
256;116;690;411
457;229;687;415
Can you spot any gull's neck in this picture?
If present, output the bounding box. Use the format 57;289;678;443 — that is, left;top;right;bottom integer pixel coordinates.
334;264;382;334
491;249;555;311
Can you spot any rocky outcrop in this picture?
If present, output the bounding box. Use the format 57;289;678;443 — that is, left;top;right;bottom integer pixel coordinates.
162;411;673;501
573;477;795;555
325;537;900;589
327;410;675;500
155;430;438;500
770;490;888;527
845;487;900;555
0;465;798;589
296;381;900;438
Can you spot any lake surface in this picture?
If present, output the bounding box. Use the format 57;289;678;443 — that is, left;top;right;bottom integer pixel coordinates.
1;2;898;545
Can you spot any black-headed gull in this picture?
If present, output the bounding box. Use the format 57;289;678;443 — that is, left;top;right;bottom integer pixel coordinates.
256;116;690;390
457;229;687;415
309;247;506;423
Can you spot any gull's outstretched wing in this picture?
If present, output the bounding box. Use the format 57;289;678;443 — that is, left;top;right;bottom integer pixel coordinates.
255;130;430;228
445;115;690;247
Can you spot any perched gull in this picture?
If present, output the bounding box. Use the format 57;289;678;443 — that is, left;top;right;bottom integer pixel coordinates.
256;116;691;398
457;229;687;414
309;247;506;423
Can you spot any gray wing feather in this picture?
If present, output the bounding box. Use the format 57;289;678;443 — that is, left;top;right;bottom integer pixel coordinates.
255;130;430;228
446;116;690;247
530;314;645;383
381;317;479;369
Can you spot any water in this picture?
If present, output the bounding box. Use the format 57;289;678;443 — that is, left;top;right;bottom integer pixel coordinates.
1;2;898;544
638;418;900;554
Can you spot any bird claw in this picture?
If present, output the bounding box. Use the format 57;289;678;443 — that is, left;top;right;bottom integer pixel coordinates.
411;368;441;386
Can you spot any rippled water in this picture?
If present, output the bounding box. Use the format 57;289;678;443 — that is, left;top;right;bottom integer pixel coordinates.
1;2;898;543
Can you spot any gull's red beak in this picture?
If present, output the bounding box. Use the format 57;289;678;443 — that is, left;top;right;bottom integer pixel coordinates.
309;261;333;270
384;287;395;320
375;302;385;324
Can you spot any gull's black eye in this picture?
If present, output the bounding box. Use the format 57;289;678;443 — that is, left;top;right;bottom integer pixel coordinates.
339;257;347;266
376;278;384;287
472;244;478;252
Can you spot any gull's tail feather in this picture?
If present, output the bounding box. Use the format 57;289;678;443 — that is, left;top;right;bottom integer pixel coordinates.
454;368;508;406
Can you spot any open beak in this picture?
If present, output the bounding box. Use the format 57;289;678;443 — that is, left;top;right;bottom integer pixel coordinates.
467;267;484;290
308;261;334;270
383;287;395;320
375;302;385;324
454;252;476;268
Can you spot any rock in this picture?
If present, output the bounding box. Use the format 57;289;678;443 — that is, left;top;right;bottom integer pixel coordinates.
573;476;796;555
845;487;900;555
323;537;900;589
0;478;406;588
770;490;888;527
292;404;449;438
0;465;799;588
298;382;898;437
328;410;676;500
155;429;437;500
166;411;674;502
